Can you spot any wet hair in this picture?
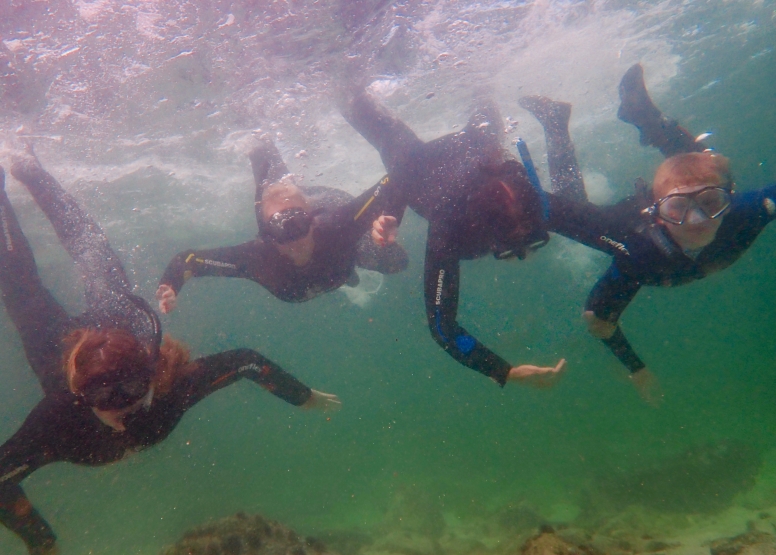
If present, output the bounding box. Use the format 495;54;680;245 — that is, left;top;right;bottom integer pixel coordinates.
260;174;310;220
467;159;546;249
152;334;194;396
652;152;733;199
63;329;193;402
63;328;152;396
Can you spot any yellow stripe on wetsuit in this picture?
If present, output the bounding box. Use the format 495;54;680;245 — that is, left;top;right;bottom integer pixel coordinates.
354;175;390;221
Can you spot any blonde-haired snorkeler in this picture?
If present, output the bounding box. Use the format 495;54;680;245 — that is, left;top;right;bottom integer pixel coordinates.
156;138;408;311
520;64;776;405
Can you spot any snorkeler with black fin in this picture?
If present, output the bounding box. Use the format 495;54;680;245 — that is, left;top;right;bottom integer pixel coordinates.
617;63;707;157
519;64;776;405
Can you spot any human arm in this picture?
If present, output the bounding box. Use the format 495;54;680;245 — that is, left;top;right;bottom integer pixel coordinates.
546;193;637;256
423;227;564;386
0;404;63;554
156;242;259;313
179;348;340;411
584;264;664;404
584;264;645;373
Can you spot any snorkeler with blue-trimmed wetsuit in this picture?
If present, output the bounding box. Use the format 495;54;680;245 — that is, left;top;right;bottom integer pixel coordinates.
0;151;339;555
340;88;566;388
520;63;776;404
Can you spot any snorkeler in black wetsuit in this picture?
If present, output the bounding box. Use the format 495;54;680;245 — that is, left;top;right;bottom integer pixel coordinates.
0;154;338;555
156;138;408;310
341;90;566;387
520;64;776;401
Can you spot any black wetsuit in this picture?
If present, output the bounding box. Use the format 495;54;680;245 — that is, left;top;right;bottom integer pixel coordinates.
521;81;776;373
0;163;313;553
159;141;408;303
548;186;776;371
342;93;548;386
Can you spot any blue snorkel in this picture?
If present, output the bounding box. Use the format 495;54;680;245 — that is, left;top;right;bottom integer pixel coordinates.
515;138;549;221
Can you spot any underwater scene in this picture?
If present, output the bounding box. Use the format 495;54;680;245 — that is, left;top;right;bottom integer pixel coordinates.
0;0;775;554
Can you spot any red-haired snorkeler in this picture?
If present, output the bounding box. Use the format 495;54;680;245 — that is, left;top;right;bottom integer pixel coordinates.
0;150;339;555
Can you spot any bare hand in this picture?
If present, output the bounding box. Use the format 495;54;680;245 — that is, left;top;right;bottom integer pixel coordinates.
630;367;664;407
371;215;398;247
507;358;567;388
155;284;177;314
302;389;342;414
583;310;616;339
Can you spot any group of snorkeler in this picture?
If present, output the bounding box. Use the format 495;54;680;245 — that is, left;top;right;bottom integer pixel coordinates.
0;63;773;554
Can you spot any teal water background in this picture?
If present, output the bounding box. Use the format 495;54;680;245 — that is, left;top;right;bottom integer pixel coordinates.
0;1;775;553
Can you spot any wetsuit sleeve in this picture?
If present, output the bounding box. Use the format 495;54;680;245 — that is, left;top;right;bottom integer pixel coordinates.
179;348;312;407
158;241;260;295
585;264;645;373
424;225;512;386
547;193;632;256
0;403;61;553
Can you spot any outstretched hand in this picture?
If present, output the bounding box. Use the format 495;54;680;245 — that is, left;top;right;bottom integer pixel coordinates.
302;389;342;414
372;215;398;247
155;284;178;314
630;367;664;407
507;358;567;388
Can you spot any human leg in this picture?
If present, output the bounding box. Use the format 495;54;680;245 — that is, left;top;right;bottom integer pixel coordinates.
519;95;587;202
250;138;290;226
340;89;424;175
618;64;707;157
0;166;70;394
10;149;131;297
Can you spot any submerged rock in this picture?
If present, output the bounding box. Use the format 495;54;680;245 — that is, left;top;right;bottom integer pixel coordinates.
160;512;331;555
520;527;602;555
596;440;763;514
709;530;776;555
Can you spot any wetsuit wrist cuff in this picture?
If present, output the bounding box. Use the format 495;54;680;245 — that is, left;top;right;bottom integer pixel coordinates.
601;326;645;374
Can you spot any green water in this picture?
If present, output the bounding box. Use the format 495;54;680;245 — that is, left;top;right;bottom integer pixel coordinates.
1;2;775;554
